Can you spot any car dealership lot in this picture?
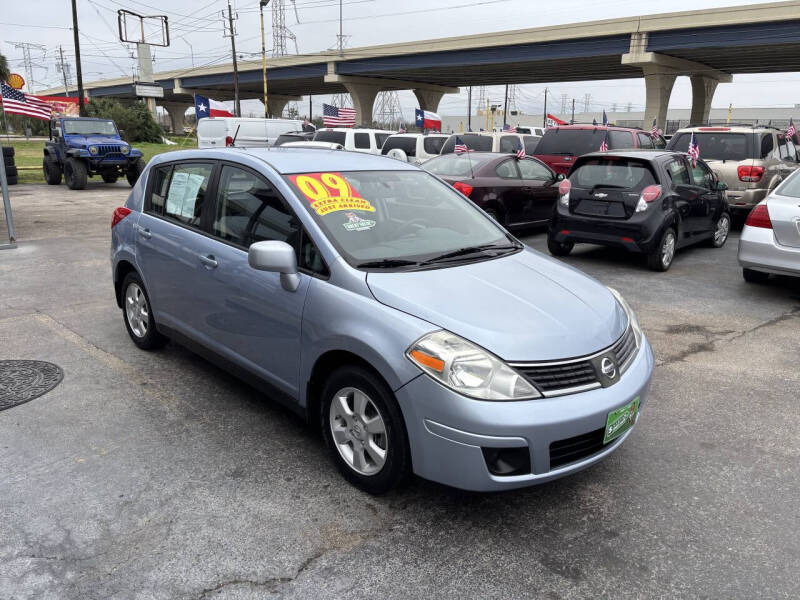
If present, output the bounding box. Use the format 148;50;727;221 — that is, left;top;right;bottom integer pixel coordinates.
2;184;799;599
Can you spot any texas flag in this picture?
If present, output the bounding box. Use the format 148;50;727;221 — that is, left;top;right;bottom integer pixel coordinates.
415;108;441;131
195;94;233;120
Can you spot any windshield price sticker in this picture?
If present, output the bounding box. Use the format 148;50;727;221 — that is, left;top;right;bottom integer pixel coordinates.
288;172;375;216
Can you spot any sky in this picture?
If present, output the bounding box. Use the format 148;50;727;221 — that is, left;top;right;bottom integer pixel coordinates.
1;0;797;120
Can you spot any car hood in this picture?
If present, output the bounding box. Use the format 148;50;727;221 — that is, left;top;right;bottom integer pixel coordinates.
365;247;627;361
66;135;124;146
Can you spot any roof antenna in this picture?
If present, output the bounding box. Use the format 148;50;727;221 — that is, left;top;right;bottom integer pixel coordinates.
231;124;241;147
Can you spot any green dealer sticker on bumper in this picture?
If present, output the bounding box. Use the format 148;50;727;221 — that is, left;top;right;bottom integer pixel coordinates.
604;396;639;444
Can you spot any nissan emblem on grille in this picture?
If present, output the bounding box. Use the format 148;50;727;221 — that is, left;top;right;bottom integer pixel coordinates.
600;357;617;380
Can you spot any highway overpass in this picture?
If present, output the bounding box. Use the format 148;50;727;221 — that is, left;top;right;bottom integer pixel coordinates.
40;1;800;132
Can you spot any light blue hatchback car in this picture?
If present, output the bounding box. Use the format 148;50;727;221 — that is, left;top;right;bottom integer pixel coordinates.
111;147;654;493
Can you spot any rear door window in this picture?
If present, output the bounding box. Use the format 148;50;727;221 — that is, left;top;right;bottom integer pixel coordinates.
517;159;553;181
609;130;634;149
666;159;691;187
760;134;774;158
423;136;446;155
690;161;716;189
162;163;215;228
499;135;520;153
570;158;657;192
637;133;655;149
495;160;520;179
523;136;540;155
354;133;371;150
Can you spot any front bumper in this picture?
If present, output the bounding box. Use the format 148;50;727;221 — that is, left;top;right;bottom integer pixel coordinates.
550;208;664;254
395;337;655;492
738;224;800;277
725;188;768;211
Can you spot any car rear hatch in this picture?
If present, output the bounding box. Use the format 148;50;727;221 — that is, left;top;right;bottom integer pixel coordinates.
567;157;658;220
768;194;800;248
669;130;756;195
534;129;607;175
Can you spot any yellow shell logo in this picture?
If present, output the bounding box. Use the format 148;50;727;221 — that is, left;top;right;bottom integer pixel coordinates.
7;73;25;90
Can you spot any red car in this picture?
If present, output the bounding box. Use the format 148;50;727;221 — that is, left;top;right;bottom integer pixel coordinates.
534;125;667;175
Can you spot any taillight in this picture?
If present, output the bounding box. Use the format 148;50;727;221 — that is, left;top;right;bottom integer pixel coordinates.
453;181;473;197
635;185;662;212
558;179;571;206
225;135;233;147
111;206;132;228
745;204;772;229
738;165;764;182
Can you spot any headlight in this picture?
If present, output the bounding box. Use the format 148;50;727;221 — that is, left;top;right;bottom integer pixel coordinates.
407;330;540;400
121;145;130;155
88;145;98;155
607;287;642;348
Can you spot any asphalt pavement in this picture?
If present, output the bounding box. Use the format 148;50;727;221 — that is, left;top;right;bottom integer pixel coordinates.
1;184;798;599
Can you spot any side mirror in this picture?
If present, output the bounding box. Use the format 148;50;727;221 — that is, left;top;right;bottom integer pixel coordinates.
555;173;566;181
716;181;728;191
248;240;300;292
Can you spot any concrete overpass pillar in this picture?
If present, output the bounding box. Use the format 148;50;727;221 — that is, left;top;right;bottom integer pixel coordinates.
689;75;719;125
341;82;380;126
642;68;677;134
162;102;191;134
413;89;445;113
267;96;291;118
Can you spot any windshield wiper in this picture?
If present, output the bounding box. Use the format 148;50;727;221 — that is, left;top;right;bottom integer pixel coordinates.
356;258;420;269
420;242;521;265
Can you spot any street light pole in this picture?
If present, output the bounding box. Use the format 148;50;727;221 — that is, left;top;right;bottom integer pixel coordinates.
260;0;270;118
71;0;86;116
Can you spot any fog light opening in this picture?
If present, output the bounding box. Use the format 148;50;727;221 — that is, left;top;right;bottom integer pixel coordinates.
481;446;531;476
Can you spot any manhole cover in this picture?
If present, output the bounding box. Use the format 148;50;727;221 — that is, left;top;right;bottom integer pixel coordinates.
0;360;63;411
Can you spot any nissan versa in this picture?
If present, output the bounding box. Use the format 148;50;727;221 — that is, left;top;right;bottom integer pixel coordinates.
110;148;655;493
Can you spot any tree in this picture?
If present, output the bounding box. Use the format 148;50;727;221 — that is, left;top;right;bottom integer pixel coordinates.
0;52;9;83
85;98;163;143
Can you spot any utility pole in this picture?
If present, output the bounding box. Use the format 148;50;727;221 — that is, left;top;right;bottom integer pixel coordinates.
308;95;312;121
224;1;241;117
571;98;575;124
71;0;86;115
503;84;509;128
560;93;568;114
260;0;270;117
467;86;472;131
338;0;344;57
57;46;70;95
583;93;591;113
543;88;548;128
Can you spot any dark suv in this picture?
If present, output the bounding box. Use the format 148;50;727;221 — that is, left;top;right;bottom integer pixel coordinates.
548;150;730;271
535;125;667;175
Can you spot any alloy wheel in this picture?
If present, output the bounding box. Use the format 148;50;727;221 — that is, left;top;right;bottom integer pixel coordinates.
329;386;388;476
715;215;730;246
662;231;676;268
125;282;149;338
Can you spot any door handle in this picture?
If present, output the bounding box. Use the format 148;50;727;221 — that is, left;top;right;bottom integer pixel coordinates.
198;254;218;268
136;225;151;239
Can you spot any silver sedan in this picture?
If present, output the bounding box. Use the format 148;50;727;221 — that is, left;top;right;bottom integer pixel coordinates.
738;170;800;283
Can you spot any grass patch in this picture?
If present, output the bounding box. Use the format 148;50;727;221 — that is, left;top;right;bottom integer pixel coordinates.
4;137;197;185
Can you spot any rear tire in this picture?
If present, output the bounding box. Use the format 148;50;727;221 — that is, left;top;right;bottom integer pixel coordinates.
742;268;770;284
2;146;14;158
43;160;62;185
705;212;730;248
547;235;574;257
6;175;17;185
101;171;119;184
126;158;145;187
121;272;168;350
64;158;87;190
647;227;676;271
4;166;17;178
320;366;411;494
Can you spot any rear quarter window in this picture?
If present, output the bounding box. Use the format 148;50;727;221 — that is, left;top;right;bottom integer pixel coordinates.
609;130;634;149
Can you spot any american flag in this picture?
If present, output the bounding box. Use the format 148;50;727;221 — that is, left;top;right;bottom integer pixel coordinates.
322;103;355;127
787;118;796;138
515;137;526;159
454;136;469;154
599;130;609;152
650;118;662;139
503;123;517;134
1;82;52;120
688;132;700;167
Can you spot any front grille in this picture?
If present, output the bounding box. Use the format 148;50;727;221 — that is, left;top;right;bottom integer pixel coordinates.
549;427;605;469
97;144;122;155
511;326;638;397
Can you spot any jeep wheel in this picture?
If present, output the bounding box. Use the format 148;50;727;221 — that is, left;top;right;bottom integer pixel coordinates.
64;158;88;190
101;171;119;184
43;159;62;185
126;158;145;187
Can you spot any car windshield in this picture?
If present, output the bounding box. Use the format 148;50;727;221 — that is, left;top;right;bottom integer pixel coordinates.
423;153;497;177
669;132;750;161
570;158;657;192
314;130;347;145
274;134;304;146
535;129;606;156
63;120;117;136
284;170;513;267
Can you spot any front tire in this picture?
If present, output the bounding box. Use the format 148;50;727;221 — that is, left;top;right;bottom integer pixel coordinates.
43;159;62;185
101;171;119;184
126;158;145;187
64;158;87;190
121;272;167;350
547;235;574;257
743;268;770;284
705;212;730;248
321;366;411;494
647;227;676;271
